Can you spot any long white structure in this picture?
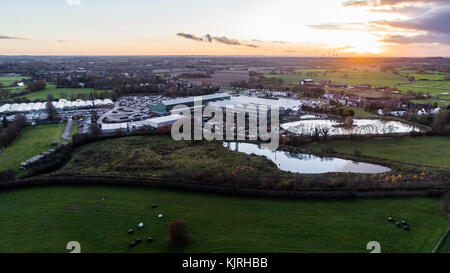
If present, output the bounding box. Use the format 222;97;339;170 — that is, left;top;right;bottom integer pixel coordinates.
102;123;128;134
146;114;184;128
0;99;114;114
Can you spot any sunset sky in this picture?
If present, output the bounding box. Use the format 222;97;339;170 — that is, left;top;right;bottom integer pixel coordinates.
1;0;449;56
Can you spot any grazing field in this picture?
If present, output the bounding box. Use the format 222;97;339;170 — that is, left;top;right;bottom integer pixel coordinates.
266;69;409;87
311;136;450;168
0;186;447;253
398;81;450;95
53;136;286;178
18;85;109;101
399;70;449;81
0;123;66;172
411;98;450;107
0;76;29;86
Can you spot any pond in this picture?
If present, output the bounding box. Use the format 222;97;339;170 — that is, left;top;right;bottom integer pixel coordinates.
223;142;391;174
281;119;420;136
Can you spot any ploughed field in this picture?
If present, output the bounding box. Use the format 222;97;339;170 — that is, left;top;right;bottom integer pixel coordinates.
0;185;447;253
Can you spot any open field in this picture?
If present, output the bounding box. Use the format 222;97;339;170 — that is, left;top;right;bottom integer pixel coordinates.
0;76;29;86
266;69;409;87
398;81;450;95
411;98;450;107
53;136;287;179
188;71;250;86
0;185;447;253
399;70;449;81
18;85;109;101
311;136;450;168
0;123;66;172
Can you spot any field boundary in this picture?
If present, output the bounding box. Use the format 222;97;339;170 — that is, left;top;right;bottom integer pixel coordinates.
432;227;450;253
2;176;448;199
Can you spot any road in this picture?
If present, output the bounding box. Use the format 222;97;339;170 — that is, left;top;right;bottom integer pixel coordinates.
61;119;73;141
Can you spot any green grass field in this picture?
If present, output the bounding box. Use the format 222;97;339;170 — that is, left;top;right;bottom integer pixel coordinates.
0;76;29;86
18;84;109;101
0;185;447;253
399;70;449;81
0;123;66;172
266;69;409;87
311;137;450;168
411;98;450;107
398;81;450;95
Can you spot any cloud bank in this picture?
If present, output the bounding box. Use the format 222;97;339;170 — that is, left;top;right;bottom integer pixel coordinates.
176;33;259;48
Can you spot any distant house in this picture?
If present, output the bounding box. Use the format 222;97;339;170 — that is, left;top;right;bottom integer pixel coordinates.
301;79;315;85
431;107;442;114
417;108;427;116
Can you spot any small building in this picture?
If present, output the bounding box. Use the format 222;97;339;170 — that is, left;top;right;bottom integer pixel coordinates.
101;123;128;134
301;79;314;85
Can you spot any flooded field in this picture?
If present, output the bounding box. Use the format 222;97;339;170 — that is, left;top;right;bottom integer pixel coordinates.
282;119;420;136
224;142;391;174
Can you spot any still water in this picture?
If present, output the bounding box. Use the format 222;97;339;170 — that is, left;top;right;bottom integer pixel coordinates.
224;142;391;174
282;119;419;136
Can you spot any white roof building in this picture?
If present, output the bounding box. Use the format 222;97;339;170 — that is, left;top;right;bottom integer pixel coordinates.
101;123;128;134
146;114;184;128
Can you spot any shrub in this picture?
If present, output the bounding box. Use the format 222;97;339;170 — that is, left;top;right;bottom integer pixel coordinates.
354;150;362;157
169;220;189;245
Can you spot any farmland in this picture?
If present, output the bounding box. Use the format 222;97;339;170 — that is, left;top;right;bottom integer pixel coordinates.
18;84;109;101
0;76;29;86
265;69;409;87
188;70;250;86
397;81;450;95
0;123;66;172
0;185;447;253
411;98;450;107
399;70;449;81
311;136;450;168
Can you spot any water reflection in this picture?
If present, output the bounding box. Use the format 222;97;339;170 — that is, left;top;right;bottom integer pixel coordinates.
282;119;419;136
224;142;391;174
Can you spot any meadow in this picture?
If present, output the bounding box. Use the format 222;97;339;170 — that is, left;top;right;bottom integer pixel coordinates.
311;136;450;168
0;76;29;86
0;185;447;253
398;81;450;95
265;69;409;87
0;123;66;172
411;98;450;107
399;70;449;81
18;84;109;101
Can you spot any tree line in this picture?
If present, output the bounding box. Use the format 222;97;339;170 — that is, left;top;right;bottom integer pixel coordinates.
0;115;26;149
